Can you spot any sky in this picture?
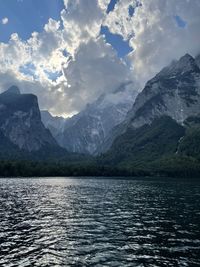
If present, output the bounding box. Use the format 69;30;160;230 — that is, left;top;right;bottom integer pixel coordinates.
0;0;200;117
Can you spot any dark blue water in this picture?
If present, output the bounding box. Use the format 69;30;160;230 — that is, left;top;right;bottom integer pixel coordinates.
0;178;200;266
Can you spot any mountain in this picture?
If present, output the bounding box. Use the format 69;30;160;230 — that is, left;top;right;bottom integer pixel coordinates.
101;115;200;177
127;53;200;128
101;53;200;170
41;110;66;140
178;116;200;160
42;82;137;155
101;116;185;166
0;86;65;159
98;53;200;154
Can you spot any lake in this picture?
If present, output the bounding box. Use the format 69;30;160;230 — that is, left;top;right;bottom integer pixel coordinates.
0;178;200;266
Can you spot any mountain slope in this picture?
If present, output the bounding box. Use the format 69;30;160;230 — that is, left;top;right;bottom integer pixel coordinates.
127;53;200;128
100;53;200;154
100;114;200;178
41;110;66;140
42;82;137;155
0;86;68;159
101;116;185;167
101;53;200;170
178;116;200;160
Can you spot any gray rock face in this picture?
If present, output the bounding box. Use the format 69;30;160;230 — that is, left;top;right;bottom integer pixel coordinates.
42;53;200;155
62;82;137;155
41;110;66;140
195;54;200;69
0;86;57;152
127;53;200;128
4;85;21;95
99;53;200;153
42;82;137;155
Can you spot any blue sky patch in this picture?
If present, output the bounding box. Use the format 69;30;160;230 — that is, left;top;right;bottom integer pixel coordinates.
101;26;133;57
0;0;64;42
0;0;134;59
174;15;187;28
128;5;135;17
19;63;37;78
44;70;62;82
62;49;70;58
106;0;119;13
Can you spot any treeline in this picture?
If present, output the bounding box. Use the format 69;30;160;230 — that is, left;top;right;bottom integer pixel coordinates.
0;156;200;178
0;160;148;178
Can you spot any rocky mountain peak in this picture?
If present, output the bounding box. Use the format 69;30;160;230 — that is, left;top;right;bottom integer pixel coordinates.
157;53;198;79
125;53;200;130
180;53;194;62
0;87;58;152
42;82;137;155
178;53;198;70
100;53;200;158
3;85;21;95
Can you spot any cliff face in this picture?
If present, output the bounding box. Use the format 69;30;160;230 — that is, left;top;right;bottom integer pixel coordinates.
127;54;200;128
100;53;200;167
0;86;57;152
42;82;137;155
41;110;66;140
100;53;200;155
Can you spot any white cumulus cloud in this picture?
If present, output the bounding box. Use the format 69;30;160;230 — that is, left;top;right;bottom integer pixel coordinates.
104;0;200;87
0;0;200;116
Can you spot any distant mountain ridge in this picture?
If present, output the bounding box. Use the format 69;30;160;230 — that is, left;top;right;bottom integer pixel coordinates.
42;82;137;155
41;110;66;140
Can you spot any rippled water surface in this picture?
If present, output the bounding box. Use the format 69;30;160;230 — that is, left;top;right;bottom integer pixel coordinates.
0;178;200;266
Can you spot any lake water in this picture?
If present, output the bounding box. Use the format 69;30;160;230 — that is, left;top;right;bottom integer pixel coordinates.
0;178;200;267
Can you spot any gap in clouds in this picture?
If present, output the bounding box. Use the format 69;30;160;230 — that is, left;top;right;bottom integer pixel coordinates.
0;0;200;117
106;0;119;13
100;26;133;57
174;15;187;28
0;0;64;42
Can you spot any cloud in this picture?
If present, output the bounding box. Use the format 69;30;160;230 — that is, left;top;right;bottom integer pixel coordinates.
1;17;8;25
0;19;132;116
98;0;111;12
0;0;200;116
103;0;136;39
0;0;134;116
104;0;200;87
62;37;133;112
61;0;104;55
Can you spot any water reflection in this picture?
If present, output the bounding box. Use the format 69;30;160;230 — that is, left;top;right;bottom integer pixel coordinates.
0;178;200;266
